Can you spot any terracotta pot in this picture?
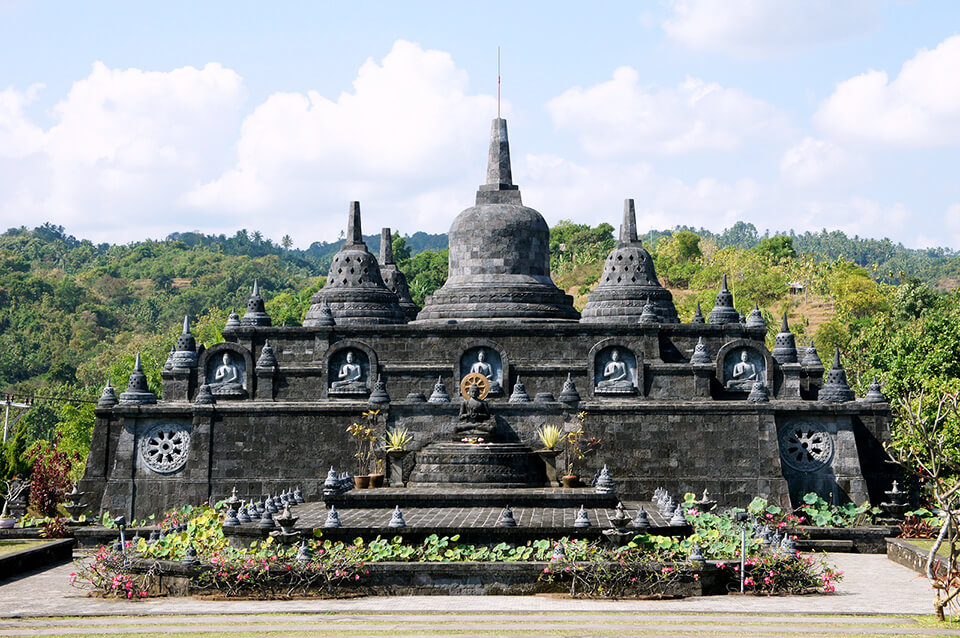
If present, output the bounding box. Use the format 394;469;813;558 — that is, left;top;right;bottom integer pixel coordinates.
354;475;370;489
561;474;579;489
368;473;385;488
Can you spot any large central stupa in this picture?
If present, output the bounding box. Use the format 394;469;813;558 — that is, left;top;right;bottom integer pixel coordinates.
415;119;579;322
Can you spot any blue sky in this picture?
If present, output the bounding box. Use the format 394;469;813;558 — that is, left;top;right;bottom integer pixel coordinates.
1;0;959;249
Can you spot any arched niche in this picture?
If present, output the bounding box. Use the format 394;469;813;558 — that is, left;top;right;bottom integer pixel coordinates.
716;339;774;393
588;338;643;397
456;340;508;397
324;340;378;398
198;342;253;400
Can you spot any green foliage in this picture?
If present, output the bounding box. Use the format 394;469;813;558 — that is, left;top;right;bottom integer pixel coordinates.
798;492;880;527
401;249;448;306
755;235;797;261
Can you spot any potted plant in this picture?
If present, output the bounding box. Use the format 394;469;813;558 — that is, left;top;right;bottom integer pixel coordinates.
346;420;375;488
362;409;386;488
533;424;566;487
562;412;601;489
1;478;28;529
384;426;414;488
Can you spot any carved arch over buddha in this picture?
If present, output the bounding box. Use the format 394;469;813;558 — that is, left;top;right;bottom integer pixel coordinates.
715;339;775;395
323;340;379;399
197;342;254;400
455;339;509;398
587;338;644;398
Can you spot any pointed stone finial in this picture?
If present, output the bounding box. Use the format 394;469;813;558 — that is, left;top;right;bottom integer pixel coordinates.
324;505;342;528
194;384;215;405
747;381;770;403
388;505;406;528
691;300;705;324
746;302;766;328
708;275;739;324
819;348;855;402
551;542;567;561
295;539;312;563
863;377;887;403
496;505;517;527
558;373;581;404
242;280;272;327
428;376;451;403
594;465;615;494
802;340;823;367
485;118;514;188
224;312;241;329
314;300;335;327
134;353;143;372
258;508;275;529
772;312;798;364
98;379;119;408
346;201;363;246
380;228;394;265
256;341;278;368
573;505;592;528
690;336;711;364
669;503;687;526
252;280;260;297
619;199;639;245
119;354;157;405
509;377;531;403
182;315;190;334
369;374;390;405
631;507;651;529
639;297;659;324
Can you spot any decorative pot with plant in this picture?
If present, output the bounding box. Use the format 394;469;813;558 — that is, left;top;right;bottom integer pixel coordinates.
1;478;28;529
362;409;387;488
562;411;601;489
346;417;377;489
384;426;414;488
534;424;566;487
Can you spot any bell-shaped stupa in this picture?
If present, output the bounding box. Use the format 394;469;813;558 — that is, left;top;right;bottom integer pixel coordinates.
581;199;679;323
415;119;578;322
303;202;406;326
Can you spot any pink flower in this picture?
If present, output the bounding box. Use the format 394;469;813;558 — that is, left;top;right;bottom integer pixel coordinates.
744;577;755;586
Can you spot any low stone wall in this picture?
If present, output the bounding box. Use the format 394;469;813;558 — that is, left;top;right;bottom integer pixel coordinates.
132;559;728;597
0;526;155;550
0;538;75;580
887;537;945;578
795;525;897;554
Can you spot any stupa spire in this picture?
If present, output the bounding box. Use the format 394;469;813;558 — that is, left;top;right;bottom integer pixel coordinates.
346;201;363;246
484;118;515;189
380;228;394;265
619;199;639;245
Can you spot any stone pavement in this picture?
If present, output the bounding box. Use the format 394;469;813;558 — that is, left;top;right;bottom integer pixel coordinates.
0;553;949;636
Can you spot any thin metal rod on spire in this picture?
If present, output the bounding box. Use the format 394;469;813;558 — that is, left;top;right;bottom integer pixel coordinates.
497;46;501;119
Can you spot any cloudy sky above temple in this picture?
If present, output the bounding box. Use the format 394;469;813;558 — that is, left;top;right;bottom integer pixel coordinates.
1;1;959;250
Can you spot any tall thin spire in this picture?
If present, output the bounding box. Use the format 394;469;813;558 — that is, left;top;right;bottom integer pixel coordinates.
346;201;363;246
619;199;639;245
483;119;515;189
182;315;190;334
380;228;394;265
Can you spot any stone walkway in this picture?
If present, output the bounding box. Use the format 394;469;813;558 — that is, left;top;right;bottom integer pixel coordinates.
0;554;949;636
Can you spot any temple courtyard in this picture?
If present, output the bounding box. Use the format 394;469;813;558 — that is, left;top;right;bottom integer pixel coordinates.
0;554;953;637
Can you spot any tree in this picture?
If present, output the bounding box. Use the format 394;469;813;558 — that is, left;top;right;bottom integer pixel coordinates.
281;235;293;250
655;230;702;287
755;235;796;261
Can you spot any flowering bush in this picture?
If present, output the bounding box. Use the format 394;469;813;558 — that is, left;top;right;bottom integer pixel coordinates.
540;541;686;598
716;552;842;595
71;544;153;599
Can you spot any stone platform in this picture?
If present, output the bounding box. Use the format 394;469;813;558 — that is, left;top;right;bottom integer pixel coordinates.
407;443;546;488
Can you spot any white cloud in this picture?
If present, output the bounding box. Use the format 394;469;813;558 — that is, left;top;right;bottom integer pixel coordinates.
0;62;246;240
816;35;960;147
779;137;857;186
185;40;497;241
663;0;877;57
546;68;788;156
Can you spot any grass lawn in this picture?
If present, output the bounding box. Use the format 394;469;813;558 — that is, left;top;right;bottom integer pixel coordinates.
0;539;46;556
905;538;958;558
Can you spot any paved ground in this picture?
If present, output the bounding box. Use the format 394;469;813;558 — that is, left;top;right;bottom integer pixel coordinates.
0;553;950;637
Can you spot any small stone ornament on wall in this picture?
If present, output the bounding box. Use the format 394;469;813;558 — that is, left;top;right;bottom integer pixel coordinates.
139;422;191;474
459;347;503;395
779;420;834;473
723;348;765;391
594;347;638;395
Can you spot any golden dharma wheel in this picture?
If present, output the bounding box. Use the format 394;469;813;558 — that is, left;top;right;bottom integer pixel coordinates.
459;373;490;400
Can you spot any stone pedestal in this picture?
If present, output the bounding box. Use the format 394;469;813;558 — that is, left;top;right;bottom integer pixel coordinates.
387;450;409;488
533;449;561;487
255;367;277;401
692;364;714;400
778;363;803;400
408;443;545;488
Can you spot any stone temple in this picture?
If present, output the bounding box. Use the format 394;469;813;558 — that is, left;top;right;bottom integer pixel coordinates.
80;118;894;520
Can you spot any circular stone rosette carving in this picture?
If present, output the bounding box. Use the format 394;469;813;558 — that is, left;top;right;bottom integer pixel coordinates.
779;421;834;473
139;422;191;474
